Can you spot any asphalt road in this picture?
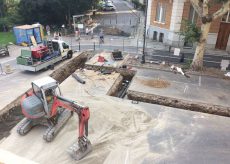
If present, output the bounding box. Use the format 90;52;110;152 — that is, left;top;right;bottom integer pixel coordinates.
95;0;140;34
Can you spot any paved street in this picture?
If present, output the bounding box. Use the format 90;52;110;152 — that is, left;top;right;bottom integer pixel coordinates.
129;68;230;107
95;0;141;35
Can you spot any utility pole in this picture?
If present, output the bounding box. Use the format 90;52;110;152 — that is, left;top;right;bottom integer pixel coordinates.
141;0;148;64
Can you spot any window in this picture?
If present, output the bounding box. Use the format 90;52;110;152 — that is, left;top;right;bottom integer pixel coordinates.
32;84;42;99
188;5;198;23
153;31;158;40
155;3;166;23
222;12;230;23
159;33;164;42
62;42;69;49
52;42;59;51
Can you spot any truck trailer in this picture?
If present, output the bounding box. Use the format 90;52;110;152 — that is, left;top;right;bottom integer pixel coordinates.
17;40;73;72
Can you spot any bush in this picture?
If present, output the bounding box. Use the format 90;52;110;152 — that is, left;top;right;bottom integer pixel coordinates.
178;19;201;44
132;0;145;10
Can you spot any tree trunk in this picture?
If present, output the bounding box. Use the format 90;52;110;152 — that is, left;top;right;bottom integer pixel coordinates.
191;22;211;70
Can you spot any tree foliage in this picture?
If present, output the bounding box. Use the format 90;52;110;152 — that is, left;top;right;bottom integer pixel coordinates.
0;0;96;31
19;0;95;26
0;0;21;31
179;19;201;43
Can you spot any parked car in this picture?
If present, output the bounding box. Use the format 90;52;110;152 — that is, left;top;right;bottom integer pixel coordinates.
0;45;9;57
105;0;113;4
103;3;116;11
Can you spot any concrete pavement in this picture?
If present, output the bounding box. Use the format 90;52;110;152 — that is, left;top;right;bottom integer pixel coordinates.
128;68;230;107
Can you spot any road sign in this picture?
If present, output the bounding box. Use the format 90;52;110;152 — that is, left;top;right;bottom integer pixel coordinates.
77;24;84;29
221;60;229;71
174;48;180;56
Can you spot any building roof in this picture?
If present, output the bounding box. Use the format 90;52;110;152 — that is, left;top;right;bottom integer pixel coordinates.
15;25;34;30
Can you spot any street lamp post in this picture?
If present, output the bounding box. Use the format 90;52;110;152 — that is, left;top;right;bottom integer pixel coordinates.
141;0;148;64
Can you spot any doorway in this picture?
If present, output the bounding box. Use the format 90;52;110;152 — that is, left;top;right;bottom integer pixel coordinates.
215;23;230;50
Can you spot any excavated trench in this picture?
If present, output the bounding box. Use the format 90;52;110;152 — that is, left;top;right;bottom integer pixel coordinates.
126;91;230;117
1;51;230;140
107;73;134;98
84;64;136;98
92;65;230;118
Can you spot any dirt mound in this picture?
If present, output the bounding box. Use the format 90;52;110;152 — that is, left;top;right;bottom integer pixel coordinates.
104;27;129;36
138;78;170;88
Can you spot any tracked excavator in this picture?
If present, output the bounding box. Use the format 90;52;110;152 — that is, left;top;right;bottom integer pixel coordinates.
17;76;92;160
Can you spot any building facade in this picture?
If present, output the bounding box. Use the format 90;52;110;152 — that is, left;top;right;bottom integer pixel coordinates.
146;0;230;51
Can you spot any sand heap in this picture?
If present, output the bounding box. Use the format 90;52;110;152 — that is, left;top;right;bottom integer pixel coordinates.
0;95;155;164
0;71;155;164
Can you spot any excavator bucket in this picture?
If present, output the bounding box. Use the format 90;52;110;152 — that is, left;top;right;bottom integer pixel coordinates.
68;138;92;160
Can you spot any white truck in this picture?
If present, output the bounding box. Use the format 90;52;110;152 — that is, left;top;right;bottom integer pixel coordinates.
17;40;73;72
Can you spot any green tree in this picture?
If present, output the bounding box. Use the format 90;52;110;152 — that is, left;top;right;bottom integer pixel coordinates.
0;0;21;31
189;0;230;70
19;0;95;26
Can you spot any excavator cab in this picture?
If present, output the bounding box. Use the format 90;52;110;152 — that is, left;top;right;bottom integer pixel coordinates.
18;77;72;140
31;77;62;117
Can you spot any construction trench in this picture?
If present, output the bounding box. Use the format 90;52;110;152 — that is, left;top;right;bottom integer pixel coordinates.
0;51;230;163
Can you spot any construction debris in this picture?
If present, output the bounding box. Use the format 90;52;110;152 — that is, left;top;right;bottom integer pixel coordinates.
225;72;230;77
72;73;86;84
101;69;113;75
149;60;160;64
112;50;123;61
170;65;190;78
86;51;128;68
97;56;107;63
4;64;14;74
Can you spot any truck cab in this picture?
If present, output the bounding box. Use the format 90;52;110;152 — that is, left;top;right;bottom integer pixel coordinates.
28;77;62;117
51;40;72;59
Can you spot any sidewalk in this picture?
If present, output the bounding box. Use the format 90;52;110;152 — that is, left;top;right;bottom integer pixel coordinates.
128;68;230;107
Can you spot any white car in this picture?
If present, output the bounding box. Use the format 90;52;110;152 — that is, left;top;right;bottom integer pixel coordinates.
103;3;116;11
106;0;113;3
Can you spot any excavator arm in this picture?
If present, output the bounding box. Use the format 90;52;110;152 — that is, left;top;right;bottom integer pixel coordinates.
51;95;92;160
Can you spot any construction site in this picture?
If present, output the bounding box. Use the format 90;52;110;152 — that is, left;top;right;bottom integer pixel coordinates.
0;50;230;164
1;0;230;162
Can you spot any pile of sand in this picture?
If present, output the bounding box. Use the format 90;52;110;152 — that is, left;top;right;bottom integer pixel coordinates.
102;27;129;37
0;96;155;164
0;74;155;164
1;73;230;163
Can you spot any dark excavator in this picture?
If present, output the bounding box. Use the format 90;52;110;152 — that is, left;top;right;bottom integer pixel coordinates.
17;76;92;160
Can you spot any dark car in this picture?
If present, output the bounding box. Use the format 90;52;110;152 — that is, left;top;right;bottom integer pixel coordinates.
0;45;9;57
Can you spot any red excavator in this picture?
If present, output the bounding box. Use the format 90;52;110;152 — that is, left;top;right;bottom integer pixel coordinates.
17;76;92;160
